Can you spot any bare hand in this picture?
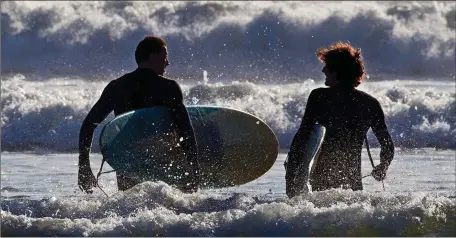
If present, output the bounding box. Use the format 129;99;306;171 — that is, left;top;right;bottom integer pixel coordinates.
78;166;97;193
371;163;388;181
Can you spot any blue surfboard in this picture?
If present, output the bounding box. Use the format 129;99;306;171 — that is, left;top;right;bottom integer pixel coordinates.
99;105;279;189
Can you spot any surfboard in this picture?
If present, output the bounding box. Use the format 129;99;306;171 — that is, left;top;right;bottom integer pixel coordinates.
285;124;326;196
99;105;279;189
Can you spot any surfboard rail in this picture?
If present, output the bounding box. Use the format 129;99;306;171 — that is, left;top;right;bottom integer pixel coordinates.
285;123;326;195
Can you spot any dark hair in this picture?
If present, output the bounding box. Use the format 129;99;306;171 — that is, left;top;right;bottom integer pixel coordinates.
135;36;167;64
317;42;366;87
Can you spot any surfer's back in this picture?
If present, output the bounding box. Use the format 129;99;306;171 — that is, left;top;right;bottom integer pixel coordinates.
307;85;392;191
105;68;183;117
286;42;394;196
312;86;382;136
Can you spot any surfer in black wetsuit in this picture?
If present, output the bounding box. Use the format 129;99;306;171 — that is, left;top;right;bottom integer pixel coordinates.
286;42;394;198
78;36;199;193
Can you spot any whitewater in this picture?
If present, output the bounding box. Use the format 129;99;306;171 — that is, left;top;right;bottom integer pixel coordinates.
2;75;455;151
1;1;455;237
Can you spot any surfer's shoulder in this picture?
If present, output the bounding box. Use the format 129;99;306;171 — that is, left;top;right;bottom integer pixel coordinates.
354;89;382;109
357;89;378;102
310;87;328;97
101;75;126;92
312;87;327;93
109;71;136;85
157;75;181;90
157;75;175;82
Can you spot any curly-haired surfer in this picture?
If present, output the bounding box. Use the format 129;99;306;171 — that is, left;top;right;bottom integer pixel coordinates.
286;42;394;198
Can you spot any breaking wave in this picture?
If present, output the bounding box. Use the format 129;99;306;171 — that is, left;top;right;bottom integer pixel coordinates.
1;1;455;80
1;74;455;151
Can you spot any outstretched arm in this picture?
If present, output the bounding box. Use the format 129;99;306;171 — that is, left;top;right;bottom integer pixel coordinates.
165;81;199;192
370;100;394;181
78;82;115;193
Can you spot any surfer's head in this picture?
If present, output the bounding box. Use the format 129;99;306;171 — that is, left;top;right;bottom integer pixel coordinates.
135;36;170;75
317;42;365;88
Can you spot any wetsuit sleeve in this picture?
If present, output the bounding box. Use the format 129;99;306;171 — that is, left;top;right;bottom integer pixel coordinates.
78;82;115;166
165;81;200;189
371;99;394;167
288;89;320;164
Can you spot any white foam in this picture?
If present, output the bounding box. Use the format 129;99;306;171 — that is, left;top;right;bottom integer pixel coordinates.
1;2;455;78
1;75;455;151
1;182;455;236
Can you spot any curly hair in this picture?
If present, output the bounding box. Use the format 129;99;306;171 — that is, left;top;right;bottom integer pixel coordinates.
135;36;167;64
317;42;366;87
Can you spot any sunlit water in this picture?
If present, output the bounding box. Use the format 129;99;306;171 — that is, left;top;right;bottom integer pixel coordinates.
2;1;456;236
1;149;455;236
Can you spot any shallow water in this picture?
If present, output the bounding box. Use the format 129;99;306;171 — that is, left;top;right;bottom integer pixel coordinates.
1;149;455;236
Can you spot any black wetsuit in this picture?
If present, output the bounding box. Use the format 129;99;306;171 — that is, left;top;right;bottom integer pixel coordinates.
79;68;199;191
287;85;394;194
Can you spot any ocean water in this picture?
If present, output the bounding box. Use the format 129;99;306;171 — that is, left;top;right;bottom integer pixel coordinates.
2;1;455;79
2;76;455;152
1;150;455;236
1;77;455;236
2;1;455;151
1;1;456;237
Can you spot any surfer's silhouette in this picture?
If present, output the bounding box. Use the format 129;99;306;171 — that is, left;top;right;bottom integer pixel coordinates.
78;36;199;193
286;42;394;198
